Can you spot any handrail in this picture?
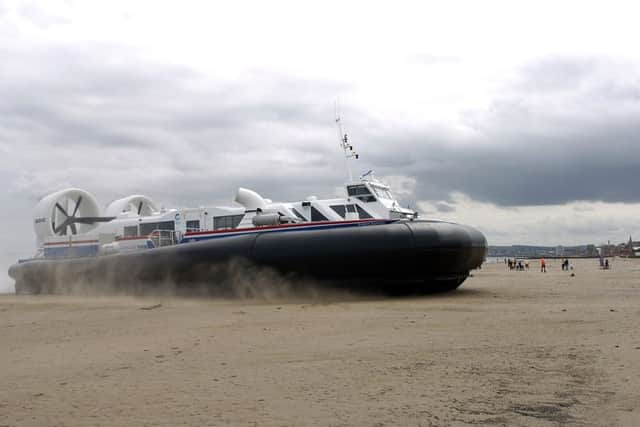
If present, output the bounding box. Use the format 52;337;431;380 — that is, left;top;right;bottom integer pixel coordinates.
147;229;181;248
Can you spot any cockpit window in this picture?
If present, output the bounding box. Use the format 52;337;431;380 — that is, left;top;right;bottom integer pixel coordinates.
347;185;371;196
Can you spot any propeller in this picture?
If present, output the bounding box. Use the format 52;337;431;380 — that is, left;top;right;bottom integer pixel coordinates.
53;196;115;235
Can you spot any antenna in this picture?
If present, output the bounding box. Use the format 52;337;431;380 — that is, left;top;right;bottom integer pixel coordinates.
334;99;359;182
360;169;374;180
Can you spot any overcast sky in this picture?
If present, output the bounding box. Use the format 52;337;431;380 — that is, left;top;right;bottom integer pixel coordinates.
2;1;640;289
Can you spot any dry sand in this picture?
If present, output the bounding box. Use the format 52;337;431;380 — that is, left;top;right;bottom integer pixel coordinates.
1;258;639;426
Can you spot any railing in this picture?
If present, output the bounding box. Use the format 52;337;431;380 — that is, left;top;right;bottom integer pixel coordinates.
148;229;181;248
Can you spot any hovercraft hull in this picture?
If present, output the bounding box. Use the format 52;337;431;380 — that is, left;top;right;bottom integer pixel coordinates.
9;220;487;295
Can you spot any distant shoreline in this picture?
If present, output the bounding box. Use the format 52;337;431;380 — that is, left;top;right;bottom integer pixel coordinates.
487;255;636;261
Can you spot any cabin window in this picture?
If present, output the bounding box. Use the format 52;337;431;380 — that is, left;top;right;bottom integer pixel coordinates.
140;221;175;236
330;205;346;218
346;204;356;213
186;220;200;232
310;206;329;222
356;205;373;219
214;215;244;230
291;208;307;221
124;225;138;237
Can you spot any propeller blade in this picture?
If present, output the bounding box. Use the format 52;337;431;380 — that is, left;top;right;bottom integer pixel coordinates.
72;195;83;217
53;216;115;234
137;201;143;215
54;219;71;234
55;203;69;217
72;216;116;224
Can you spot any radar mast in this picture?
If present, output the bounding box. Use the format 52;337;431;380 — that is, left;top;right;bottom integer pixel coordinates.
334;100;359;182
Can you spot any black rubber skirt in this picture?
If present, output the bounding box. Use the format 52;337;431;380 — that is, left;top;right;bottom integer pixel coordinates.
9;220;487;295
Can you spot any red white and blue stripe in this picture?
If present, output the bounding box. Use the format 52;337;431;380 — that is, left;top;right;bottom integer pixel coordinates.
181;218;396;243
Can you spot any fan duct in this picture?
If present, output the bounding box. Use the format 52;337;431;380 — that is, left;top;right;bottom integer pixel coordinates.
105;195;158;217
34;188;103;245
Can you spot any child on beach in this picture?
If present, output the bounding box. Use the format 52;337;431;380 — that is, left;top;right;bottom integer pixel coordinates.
540;257;547;272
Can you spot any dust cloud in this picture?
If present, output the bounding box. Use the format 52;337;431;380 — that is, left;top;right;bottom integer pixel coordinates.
12;257;361;302
1;255;18;294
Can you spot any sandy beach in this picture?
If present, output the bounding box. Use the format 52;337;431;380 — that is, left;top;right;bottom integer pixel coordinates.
1;258;639;426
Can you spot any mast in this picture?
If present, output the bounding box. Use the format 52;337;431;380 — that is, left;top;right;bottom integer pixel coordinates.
334;100;358;182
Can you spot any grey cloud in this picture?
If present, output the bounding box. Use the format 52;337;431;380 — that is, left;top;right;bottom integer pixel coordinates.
366;133;640;207
514;56;599;92
0;40;346;174
3;47;640;212
0;41;347;154
434;201;455;213
359;56;640;206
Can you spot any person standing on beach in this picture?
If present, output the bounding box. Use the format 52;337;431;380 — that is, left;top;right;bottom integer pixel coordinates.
540;257;547;273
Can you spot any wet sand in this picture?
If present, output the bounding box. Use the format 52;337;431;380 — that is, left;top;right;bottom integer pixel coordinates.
1;258;639;426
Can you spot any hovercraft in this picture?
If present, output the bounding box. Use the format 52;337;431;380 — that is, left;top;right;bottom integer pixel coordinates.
8;130;487;295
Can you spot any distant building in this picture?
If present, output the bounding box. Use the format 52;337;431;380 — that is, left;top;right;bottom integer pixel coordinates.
620;236;640;257
600;240;614;257
585;244;598;257
490;238;637;258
